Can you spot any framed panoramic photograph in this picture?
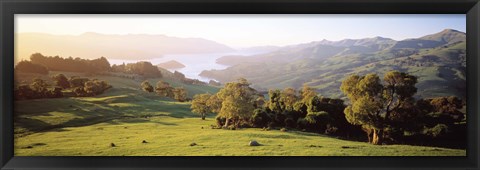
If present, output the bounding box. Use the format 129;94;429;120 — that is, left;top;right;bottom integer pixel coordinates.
1;0;479;169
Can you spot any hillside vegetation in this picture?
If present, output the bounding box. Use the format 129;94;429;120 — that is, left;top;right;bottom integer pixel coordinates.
14;72;465;156
200;29;466;99
13;70;466;156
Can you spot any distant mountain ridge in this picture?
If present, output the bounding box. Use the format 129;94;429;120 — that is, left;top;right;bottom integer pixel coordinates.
214;29;465;66
201;29;466;99
16;32;235;62
419;29;466;44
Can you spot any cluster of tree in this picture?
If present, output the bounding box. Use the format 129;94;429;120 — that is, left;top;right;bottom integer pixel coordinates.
15;60;49;75
70;78;112;97
403;96;466;148
14;78;63;100
15;74;112;100
112;62;162;78
190;71;466;148
29;53;111;73
60;74;112;97
191;78;254;126
340;71;466;147
190;78;362;138
141;80;188;102
249;86;362;137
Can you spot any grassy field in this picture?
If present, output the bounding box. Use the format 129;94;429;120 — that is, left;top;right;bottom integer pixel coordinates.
14;73;466;156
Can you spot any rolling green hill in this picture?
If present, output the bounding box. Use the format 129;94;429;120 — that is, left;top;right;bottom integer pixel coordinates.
14;71;219;135
14;72;466;156
200;29;466;99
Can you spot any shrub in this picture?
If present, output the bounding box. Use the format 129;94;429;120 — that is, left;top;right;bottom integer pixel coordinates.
215;116;226;127
251;109;271;128
324;125;339;135
267;122;276;129
155;81;174;97
274;112;286;127
73;87;87;96
141;80;154;92
15;60;49;74
304;111;332;133
14;84;35;100
173;87;188;102
30;78;49;98
424;124;449;138
46;87;64;98
83;79;112;96
296;118;308;130
52;74;70;89
284;118;296;128
69;77;89;88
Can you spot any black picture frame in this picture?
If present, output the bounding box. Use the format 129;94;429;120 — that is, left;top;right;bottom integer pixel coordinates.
1;0;479;169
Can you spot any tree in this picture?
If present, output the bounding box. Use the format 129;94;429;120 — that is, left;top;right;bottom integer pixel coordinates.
304;111;332;133
15;60;49;74
173;87;188;102
306;96;322;114
251;108;272;128
29;53;112;73
206;94;222;114
267;89;282;113
300;84;318;102
90;57;111;72
69;76;89;88
340;71;417;145
254;95;266;109
70;79;111;97
30;78;49;98
141;80;154;92
47;87;63;98
216;78;257;127
417;96;464;126
155;81;173;98
14;84;35;100
84;80;101;96
280;87;299;111
191;93;212;120
52;74;70;89
73;87;87;96
125;61;162;78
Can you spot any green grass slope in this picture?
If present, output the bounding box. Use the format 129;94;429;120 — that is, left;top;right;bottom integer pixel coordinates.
14;72;219;135
14;72;466;156
15;116;465;156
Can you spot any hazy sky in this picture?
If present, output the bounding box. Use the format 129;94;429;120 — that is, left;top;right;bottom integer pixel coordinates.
16;14;465;48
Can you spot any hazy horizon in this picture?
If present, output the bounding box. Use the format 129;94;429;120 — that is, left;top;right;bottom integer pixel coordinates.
16;14;465;48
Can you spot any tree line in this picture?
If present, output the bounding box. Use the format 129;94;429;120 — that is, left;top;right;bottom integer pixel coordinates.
190;71;466;147
16;53;221;89
29;53;110;73
112;62;162;78
141;80;188;102
16;53;163;78
15;74;112;100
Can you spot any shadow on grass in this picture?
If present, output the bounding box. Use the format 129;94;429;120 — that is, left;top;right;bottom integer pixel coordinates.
14;89;192;135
